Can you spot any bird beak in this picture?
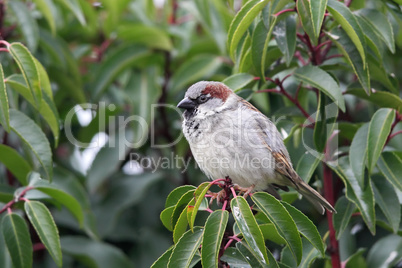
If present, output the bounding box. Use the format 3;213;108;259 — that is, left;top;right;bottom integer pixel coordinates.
177;97;196;109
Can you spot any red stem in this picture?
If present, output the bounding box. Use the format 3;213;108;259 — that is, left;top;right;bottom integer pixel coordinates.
323;164;340;268
0;186;33;214
325;54;343;61
274;8;295;17
0;47;8;52
33;243;46;251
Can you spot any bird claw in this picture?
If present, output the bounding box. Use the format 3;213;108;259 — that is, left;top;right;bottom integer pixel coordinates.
208;189;226;205
234;184;255;199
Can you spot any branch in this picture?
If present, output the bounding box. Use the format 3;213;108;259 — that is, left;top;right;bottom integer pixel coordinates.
0;186;33;214
274;8;296;17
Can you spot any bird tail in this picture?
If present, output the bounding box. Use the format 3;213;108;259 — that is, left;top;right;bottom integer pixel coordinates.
296;179;336;215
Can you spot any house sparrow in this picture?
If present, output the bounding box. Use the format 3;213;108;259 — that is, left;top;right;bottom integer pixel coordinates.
177;81;336;214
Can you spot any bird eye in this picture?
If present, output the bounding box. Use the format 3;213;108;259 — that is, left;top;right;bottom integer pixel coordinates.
198;95;208;103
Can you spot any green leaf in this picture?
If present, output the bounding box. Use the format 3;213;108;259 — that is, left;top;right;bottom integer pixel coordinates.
35;59;53;100
329;157;376;234
349;123;369;188
24;201;62;267
367;108;395;172
358;9;395;53
345;88;402;113
171;190;196;228
0;145;31;185
222;73;254;91
165;185;197;208
173;204;190;244
0;65;9;132
6;75;60;147
281;202;325;257
9;110;52;180
372;176;400;233
273;14;296;66
296;153;322;184
9;43;42;107
259;223;286;245
117;24;172;51
298;238;322;268
160;206;175;231
310;0;328;45
228;0;272;60
169;55;222;94
151;246;174;268
59;0;86;25
1;213;33;268
327;0;366;66
189;182;211;231
328;28;370;94
333;196;356;239
236;242;269;268
251;18;277;80
231;196;269;265
32;179;84;226
221;247;252;268
61;236;132;268
294;65;345;112
9;1;39;52
366;235;402;268
252;192;302;264
167;227;203;268
92;45;150;99
297;0;316;45
345;248;367;268
201;210;229;268
377;152;402;191
32;0;56;34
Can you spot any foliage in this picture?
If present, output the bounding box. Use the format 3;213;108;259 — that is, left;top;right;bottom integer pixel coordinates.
0;0;401;267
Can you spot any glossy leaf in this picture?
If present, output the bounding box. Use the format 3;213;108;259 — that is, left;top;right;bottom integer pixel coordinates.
173;204;190;244
228;0;272;60
222;73;254;91
32;0;56;34
377;152;402;191
366;235;402;268
236;242;269;268
150;246;174;268
169;55;222;94
296;0;316;45
0;145;31;185
24;201;62;267
333;196;356;239
165;185;197;208
273;15;296;66
189;182;211;231
32;179;84;226
310;0;328;45
167;227;203;268
251;18;277;80
61;236;132;268
294;65;345;112
9;1;39;51
9;110;52;180
327;0;366;66
1;213;33;268
297;238;322;268
201;210;229;268
6;75;60;146
92;45;150;98
171;190;196;228
0;65;9;132
220;247;252;268
372;177;400;233
329;157;376;234
329;28;370;94
252;192;302;264
349;123;369;188
281;202;325;257
367;108;395;173
117;24;172;51
345;88;402;114
358;9;395;53
345;248;367;268
259;223;286;245
9;43;42;107
231;196;269;265
296;153;322;184
160;206;175;231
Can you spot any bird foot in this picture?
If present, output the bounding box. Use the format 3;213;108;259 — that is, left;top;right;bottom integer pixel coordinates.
234;184;255;199
208;189;226;205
